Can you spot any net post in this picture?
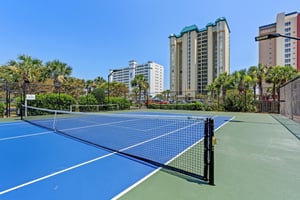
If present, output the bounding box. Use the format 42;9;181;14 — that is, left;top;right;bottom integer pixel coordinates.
20;81;27;120
20;103;23;120
208;118;215;185
53;111;57;131
203;118;209;181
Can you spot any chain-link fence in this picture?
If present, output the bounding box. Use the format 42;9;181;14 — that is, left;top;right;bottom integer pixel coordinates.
0;82;23;117
0;82;85;117
280;76;300;123
256;101;279;113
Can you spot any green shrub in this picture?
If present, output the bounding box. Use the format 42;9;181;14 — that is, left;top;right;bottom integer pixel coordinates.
16;93;76;111
78;94;98;105
224;90;256;112
105;97;130;110
112;97;131;110
78;94;98;111
91;88;105;104
0;102;5;117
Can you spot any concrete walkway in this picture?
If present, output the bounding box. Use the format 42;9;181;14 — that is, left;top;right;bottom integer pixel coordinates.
120;112;300;200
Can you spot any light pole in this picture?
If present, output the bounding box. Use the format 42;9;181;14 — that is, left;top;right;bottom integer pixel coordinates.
21;79;30;119
5;80;10;117
107;69;122;104
255;33;300;41
54;79;61;109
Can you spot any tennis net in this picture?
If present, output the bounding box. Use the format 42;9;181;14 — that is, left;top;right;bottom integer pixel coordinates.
22;105;215;184
69;104;119;112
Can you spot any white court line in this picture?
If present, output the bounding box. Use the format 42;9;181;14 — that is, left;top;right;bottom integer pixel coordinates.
112;168;160;200
0;152;116;195
0;131;52;141
214;116;235;132
0;122;30;127
0;121;197;196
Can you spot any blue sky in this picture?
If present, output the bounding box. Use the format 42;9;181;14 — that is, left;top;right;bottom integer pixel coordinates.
0;0;299;89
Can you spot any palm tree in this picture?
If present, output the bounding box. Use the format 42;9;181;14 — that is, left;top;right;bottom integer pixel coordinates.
280;65;299;83
131;87;139;104
7;55;43;84
256;64;268;100
265;66;283;100
214;72;232;103
231;69;246;94
265;65;298;100
231;69;254;111
111;82;129;98
247;66;259;100
63;77;85;99
0;65;16;82
93;76;106;86
161;90;171;101
212;80;221;109
84;80;94;94
205;83;215;101
131;74;148;108
45;60;72;91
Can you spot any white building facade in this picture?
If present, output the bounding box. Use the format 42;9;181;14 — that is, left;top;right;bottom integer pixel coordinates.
109;60;164;96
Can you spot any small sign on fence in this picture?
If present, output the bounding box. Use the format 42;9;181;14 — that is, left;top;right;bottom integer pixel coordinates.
26;94;36;100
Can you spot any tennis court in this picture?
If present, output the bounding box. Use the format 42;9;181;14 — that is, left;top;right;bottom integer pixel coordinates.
0;109;232;200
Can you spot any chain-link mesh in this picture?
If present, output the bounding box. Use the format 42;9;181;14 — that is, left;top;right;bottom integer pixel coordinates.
280;76;300;123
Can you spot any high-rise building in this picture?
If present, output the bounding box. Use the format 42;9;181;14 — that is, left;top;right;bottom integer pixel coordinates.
258;11;300;70
169;17;230;100
109;60;164;96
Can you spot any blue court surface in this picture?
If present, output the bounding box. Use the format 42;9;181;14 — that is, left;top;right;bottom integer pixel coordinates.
0;112;232;200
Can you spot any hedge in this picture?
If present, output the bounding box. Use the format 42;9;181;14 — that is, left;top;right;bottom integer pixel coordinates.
0;102;4;117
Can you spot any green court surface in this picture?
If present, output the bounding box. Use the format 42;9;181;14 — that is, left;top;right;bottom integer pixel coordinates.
119;112;300;200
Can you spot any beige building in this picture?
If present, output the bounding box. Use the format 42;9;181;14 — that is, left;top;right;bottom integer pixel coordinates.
169;17;230;100
258;11;300;70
